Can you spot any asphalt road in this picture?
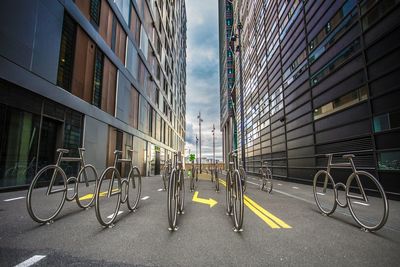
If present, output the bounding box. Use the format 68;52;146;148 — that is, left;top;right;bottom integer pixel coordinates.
1;173;399;266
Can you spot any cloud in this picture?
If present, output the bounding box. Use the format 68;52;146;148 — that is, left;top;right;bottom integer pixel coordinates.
185;0;223;161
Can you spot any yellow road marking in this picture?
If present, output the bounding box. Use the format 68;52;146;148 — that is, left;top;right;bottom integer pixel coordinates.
79;188;119;201
244;195;291;228
192;191;218;208
244;199;280;228
219;179;291;229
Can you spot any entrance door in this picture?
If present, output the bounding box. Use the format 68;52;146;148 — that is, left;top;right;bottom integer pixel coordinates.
37;117;63;170
155;150;160;175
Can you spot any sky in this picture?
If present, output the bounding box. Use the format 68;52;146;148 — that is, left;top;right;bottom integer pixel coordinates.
185;0;222;161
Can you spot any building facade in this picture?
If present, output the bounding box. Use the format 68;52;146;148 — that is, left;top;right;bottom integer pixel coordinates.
0;0;187;190
219;0;236;165
220;0;400;197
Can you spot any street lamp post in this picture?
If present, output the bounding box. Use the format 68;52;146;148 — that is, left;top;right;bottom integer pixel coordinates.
196;135;198;167
231;21;246;171
212;124;215;169
197;111;203;173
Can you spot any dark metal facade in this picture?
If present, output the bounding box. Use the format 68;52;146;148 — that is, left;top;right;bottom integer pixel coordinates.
222;0;400;197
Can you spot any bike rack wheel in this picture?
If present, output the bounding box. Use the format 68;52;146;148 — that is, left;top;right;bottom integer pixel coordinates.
232;169;244;231
346;171;389;231
76;164;98;209
95;167;122;227
162;170;168;190
190;167;195;192
127;167;142;211
313;170;337;216
265;169;273;194
178;170;185;214
215;171;219;192
226;172;233;215
26;165;67;224
167;170;178;230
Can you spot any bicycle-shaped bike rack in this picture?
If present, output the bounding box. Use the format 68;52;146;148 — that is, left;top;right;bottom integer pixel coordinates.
162;158;172;191
95;150;141;227
259;160;273;193
189;161;197;192
27;148;98;224
167;151;185;231
226;150;244;232
213;166;219;192
313;153;389;231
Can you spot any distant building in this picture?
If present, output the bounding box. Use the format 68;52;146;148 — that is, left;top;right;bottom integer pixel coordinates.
0;0;187;190
219;0;400;196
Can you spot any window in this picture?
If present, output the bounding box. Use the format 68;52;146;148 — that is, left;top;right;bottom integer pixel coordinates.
57;13;77;92
313;86;368;120
374;110;400;132
114;0;130;26
308;0;357;54
111;16;117;51
361;0;400;30
92;48;104;109
90;0;101;26
378;151;400;170
310;38;361;86
126;39;139;80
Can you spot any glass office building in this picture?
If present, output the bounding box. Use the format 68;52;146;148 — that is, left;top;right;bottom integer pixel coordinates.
0;0;187;190
220;0;400;197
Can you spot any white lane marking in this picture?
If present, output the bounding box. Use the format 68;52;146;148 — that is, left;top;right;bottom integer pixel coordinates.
278;183;282;186
4;196;25;202
157;188;164;192
107;211;123;219
292;187;299;189
317;192;325;196
141;196;150;200
353;201;370;206
273;189;316;205
14;255;46;267
247;181;259;186
67;188;74;191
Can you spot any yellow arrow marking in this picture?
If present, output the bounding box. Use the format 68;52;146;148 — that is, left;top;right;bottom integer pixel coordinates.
79;188;119;201
192;191;217;208
218;179;291;229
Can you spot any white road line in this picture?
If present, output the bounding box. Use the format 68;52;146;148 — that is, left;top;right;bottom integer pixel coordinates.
141;196;150;200
107;211;123;219
316;192;325;196
14;255;46;267
353;201;370;206
157;188;164;192
67;188;74;191
247;181;259;186
273;189;316;205
4;196;25;202
292;187;299;189
278;183;282;186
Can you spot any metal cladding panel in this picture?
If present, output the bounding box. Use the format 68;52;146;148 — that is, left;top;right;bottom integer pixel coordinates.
0;0;63;83
0;0;37;69
84;115;108;173
32;0;64;83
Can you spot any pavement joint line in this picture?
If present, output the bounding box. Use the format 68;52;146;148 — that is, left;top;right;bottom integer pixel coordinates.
107;211;123;219
14;255;46;267
3;196;25;202
141;196;150;200
219;179;291;229
353;201;370;206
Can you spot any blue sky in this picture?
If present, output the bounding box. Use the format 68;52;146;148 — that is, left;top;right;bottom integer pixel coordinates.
185;0;222;161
